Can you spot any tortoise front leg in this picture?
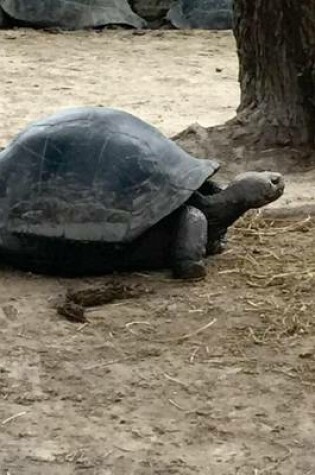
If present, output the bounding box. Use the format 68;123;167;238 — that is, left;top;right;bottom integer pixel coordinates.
195;180;228;255
172;206;208;279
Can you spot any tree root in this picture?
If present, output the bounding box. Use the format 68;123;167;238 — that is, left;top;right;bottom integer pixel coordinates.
173;119;315;177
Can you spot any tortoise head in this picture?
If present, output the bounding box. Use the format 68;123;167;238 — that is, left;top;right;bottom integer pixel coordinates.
230;171;285;209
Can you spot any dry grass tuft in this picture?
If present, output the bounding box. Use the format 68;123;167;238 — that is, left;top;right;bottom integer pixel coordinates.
220;211;315;345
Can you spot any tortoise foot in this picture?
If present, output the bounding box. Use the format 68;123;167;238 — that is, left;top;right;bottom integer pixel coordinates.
173;260;207;280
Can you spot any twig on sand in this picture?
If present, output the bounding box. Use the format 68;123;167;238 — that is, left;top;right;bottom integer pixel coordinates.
125;321;152;335
234;216;312;235
83;357;130;371
2;411;27;425
164;373;188;387
113;445;135;453
247;270;314;281
154;318;217;344
189;346;201;363
76;322;89;332
168;399;188;412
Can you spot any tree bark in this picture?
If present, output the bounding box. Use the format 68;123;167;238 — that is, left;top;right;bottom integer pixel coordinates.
233;0;315;146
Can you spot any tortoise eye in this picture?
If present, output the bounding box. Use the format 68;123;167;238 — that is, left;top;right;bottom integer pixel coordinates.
271;176;280;185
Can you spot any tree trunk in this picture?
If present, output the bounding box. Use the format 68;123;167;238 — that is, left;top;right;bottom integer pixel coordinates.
233;0;315;146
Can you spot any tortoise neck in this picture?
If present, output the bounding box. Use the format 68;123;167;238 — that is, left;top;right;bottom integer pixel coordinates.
190;186;250;232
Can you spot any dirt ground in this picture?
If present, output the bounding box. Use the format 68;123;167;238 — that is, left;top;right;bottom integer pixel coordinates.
1;29;239;143
0;29;315;474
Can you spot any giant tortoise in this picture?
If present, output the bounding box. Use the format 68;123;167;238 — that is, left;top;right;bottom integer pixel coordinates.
167;0;233;30
0;0;146;30
0;107;284;278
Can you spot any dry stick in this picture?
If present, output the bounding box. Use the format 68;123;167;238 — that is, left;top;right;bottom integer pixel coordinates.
263;248;281;260
125;321;151;335
64;321;89;343
83;357;129;371
248;269;315;280
163;373;188;387
168;399;188;412
218;269;240;275
190;346;200;363
2;411;27;425
246;300;263;308
113;445;135;453
77;322;89;332
153;318;217;344
235;218;312;236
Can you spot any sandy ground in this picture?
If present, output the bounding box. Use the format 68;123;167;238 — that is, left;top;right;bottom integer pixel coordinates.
1;29;238;143
0;28;315;474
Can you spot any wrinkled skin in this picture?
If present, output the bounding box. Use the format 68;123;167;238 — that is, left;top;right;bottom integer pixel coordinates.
109;170;285;279
230;172;284;208
177;171;284;278
196;178;228;255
